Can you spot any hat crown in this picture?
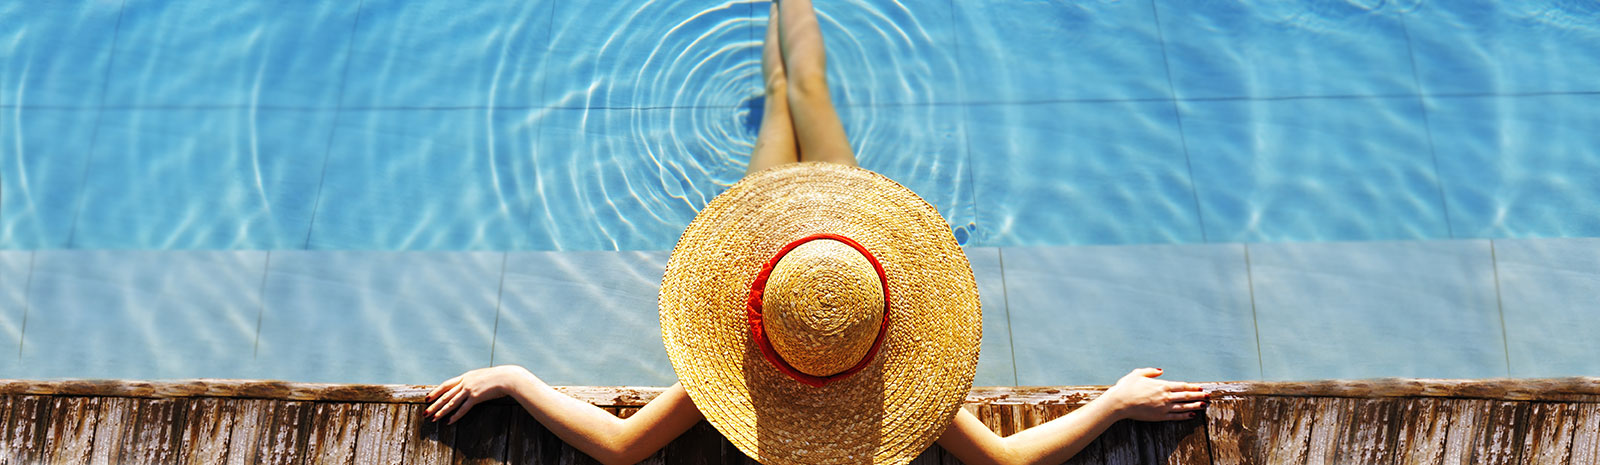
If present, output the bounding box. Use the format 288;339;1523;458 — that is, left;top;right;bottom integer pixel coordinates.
762;239;885;377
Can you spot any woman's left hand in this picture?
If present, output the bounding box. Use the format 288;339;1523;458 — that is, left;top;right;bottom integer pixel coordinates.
1099;367;1209;422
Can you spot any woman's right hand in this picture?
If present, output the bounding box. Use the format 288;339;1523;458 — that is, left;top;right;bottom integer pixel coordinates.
1098;367;1208;422
426;365;540;424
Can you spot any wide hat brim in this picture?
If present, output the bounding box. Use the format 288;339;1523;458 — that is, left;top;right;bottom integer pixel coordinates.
659;162;982;465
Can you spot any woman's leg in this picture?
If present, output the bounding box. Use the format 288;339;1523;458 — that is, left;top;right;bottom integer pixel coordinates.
777;0;857;166
747;3;800;175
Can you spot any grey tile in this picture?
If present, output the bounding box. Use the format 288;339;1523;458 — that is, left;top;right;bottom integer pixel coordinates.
1430;95;1600;239
1494;238;1600;378
493;251;675;386
0;252;29;372
256;251;502;384
1182;97;1448;243
965;247;1015;386
966;101;1200;247
18;251;265;380
1004;244;1258;385
1250;240;1506;380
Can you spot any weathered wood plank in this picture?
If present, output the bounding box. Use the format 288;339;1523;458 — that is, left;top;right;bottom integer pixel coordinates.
179;397;235;465
1305;397;1354;465
87;397;135;465
255;400;312;465
1211;377;1600;402
1096;419;1140;464
1203;396;1254;465
4;395;52;465
353;402;411;465
1332;398;1402;464
41;396;100;465
116;398;186;465
1258;396;1315;465
221;399;272;465
451;404;509;465
1393;398;1449;465
407;403;458;464
1442;399;1530;465
306;402;361;465
1571;403;1600;464
0;396;11;461
1144;417;1211;465
503;405;561;465
1522;402;1575;464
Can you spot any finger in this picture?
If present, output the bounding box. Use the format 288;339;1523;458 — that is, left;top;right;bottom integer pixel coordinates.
428;376;462;401
428;384;465;417
1134;367;1163;378
448;396;479;424
1168;390;1210;403
1164;411;1199;421
1171;401;1206;412
434;388;467;421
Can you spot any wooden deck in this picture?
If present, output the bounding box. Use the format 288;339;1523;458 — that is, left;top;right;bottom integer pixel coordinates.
1;377;1597;464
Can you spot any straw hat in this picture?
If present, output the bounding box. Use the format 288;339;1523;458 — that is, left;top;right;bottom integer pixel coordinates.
659;162;982;465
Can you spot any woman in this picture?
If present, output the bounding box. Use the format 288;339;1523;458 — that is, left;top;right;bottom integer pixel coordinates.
427;2;1208;464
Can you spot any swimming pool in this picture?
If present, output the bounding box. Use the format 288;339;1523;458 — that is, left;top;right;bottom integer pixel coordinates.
2;0;1597;385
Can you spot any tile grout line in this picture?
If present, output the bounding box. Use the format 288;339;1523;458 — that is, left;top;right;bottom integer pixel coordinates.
1399;15;1455;239
1489;239;1511;376
63;0;129;248
1147;0;1208;243
16;251;36;362
252;250;272;360
301;0;367;249
1243;244;1264;379
518;0;561;245
996;248;1018;386
488;252;510;366
947;0;980;243
2;89;1595;112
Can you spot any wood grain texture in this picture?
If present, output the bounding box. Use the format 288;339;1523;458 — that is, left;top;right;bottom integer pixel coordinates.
1249;396;1316;465
87;397;134;465
255;400;312;465
221;399;271;465
178;397;236;465
41;396;99;465
1305;397;1355;465
1523;402;1576;464
1203;396;1254;465
1570;403;1600;465
451;404;510;465
306;402;361;465
1211;377;1600;402
353;402;411;465
3;395;50;465
1393;398;1449;465
1334;398;1403;464
1442;399;1531;465
118;398;187;465
407;403;458;464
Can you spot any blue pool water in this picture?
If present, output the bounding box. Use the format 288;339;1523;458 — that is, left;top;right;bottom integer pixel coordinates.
3;0;1596;251
2;0;1599;385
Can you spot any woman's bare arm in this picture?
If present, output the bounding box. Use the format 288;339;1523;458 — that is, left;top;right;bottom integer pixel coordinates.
937;368;1208;465
426;365;703;465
